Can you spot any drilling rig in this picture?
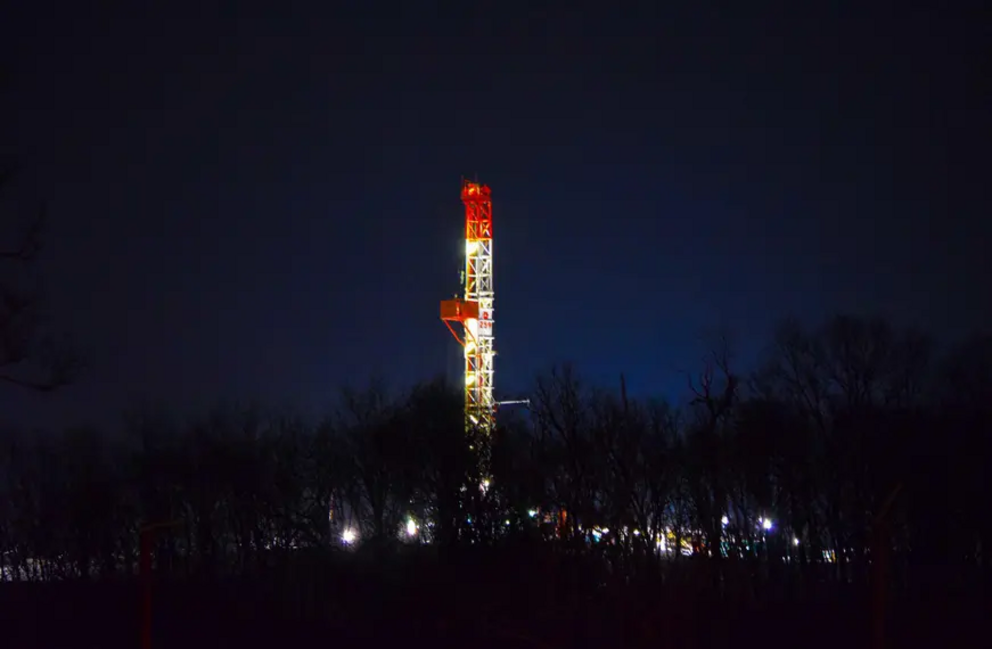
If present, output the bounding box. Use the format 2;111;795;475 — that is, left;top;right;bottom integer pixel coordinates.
440;179;496;481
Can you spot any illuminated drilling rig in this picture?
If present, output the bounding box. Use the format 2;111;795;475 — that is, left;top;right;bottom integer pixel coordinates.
440;180;496;473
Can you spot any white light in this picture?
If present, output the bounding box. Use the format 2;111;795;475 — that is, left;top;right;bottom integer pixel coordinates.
406;519;417;537
793;536;800;546
466;240;479;256
528;509;538;518
721;515;729;526
762;518;773;531
341;528;357;544
633;529;641;536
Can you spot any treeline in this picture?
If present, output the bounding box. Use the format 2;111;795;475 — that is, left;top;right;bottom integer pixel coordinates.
0;314;989;589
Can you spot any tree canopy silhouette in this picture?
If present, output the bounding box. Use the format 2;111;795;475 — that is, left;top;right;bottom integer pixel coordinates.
1;312;988;592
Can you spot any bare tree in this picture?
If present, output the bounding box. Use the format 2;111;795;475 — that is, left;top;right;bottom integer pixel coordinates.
684;334;739;562
532;363;595;544
403;378;471;548
0;167;79;391
338;379;409;545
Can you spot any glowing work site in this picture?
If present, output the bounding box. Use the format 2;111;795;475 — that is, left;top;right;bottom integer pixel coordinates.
1;2;987;648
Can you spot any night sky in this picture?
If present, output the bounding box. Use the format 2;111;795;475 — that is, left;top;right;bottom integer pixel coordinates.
2;1;988;430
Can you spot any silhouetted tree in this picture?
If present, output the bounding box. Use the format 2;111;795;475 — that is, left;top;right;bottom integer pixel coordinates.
0;167;79;391
684;336;739;567
533;363;596;546
403;378;470;548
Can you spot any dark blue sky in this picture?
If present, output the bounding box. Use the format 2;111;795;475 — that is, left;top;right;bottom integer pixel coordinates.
1;1;988;429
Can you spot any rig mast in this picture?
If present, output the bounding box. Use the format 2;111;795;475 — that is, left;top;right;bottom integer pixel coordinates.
440;180;495;474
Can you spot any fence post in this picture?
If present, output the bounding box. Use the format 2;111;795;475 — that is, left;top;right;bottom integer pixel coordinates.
139;521;182;649
872;484;902;649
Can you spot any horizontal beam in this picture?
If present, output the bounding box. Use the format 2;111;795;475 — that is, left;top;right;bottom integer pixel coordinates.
440;298;479;321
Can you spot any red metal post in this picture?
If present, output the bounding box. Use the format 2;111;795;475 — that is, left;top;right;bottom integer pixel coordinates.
140;528;152;649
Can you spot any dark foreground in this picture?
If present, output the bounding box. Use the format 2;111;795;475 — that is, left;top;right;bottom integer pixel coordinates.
1;546;987;649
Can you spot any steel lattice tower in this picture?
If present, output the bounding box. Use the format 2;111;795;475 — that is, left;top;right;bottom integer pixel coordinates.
440;180;495;475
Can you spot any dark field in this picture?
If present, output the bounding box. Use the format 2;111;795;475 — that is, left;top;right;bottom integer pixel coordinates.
2;546;987;649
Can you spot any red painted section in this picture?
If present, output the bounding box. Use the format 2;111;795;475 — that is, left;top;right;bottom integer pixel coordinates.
462;180;493;241
140;530;152;649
